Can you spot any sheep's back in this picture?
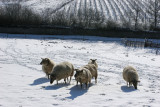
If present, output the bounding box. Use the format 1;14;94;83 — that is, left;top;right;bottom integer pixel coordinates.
78;68;92;83
83;64;97;76
42;65;53;74
123;66;138;82
51;61;73;80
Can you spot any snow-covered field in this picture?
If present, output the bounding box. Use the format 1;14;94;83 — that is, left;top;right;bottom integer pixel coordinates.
0;0;150;21
0;35;160;107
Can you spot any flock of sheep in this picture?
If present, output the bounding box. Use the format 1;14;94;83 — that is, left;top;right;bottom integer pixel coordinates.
40;58;140;89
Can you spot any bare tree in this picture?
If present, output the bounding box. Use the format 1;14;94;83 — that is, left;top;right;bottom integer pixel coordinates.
132;1;141;30
51;9;69;26
124;8;135;30
41;8;52;25
147;0;160;29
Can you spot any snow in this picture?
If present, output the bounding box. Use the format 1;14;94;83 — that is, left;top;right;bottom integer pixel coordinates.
0;0;151;21
0;0;72;13
0;35;160;107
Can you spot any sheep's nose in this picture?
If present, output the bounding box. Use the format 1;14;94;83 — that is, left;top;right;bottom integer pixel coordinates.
50;81;53;84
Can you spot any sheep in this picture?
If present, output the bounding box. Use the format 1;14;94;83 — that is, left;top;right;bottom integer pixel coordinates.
123;66;140;89
40;58;55;79
88;59;98;68
83;64;98;83
50;61;74;85
74;68;92;89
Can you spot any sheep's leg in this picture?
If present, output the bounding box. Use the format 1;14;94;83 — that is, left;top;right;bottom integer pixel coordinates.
64;78;67;84
69;76;72;83
129;82;132;87
85;83;88;89
95;75;97;84
80;83;82;89
47;75;50;79
76;81;78;85
67;77;69;82
56;80;58;85
127;82;129;87
89;80;91;87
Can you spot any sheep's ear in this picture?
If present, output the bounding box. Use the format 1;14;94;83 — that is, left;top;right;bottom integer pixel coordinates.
90;59;92;60
74;69;78;71
80;70;83;72
41;58;44;60
137;80;140;82
95;59;97;61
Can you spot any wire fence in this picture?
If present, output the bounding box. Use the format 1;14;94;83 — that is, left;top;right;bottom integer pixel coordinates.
122;38;160;55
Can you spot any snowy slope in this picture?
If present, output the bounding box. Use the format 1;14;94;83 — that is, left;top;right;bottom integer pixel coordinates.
0;35;160;107
0;0;150;21
23;0;72;12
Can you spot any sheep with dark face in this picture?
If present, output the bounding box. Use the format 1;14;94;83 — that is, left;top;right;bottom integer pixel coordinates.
123;66;140;89
74;68;92;89
88;59;98;68
40;58;55;79
50;61;74;85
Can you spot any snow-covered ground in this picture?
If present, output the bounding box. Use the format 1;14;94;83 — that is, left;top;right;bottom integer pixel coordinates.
0;35;160;107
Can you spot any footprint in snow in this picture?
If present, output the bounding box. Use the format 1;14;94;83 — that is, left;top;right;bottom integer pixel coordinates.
52;104;59;106
52;95;57;97
61;98;67;101
106;99;113;101
151;58;155;61
128;102;132;104
149;99;155;103
100;93;106;96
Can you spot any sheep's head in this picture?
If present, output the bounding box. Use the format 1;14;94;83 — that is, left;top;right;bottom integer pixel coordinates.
50;74;56;84
75;69;83;79
132;80;140;89
90;59;97;64
40;58;50;66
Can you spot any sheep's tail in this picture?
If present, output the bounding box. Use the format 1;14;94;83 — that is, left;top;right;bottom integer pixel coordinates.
70;64;74;76
69;64;74;83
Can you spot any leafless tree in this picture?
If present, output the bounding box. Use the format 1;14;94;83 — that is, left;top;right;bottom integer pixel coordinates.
41;8;52;25
147;0;160;29
132;1;141;30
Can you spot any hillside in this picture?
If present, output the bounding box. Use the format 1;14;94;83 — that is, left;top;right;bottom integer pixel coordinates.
0;0;152;22
0;0;159;35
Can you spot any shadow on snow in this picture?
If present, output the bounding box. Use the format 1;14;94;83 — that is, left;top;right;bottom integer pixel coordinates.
66;83;94;100
30;77;49;86
121;85;136;92
45;83;70;90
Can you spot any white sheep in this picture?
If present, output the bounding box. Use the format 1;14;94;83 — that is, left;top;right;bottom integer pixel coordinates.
88;59;98;68
83;64;98;83
123;66;140;89
74;68;92;89
40;58;56;79
50;61;74;85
